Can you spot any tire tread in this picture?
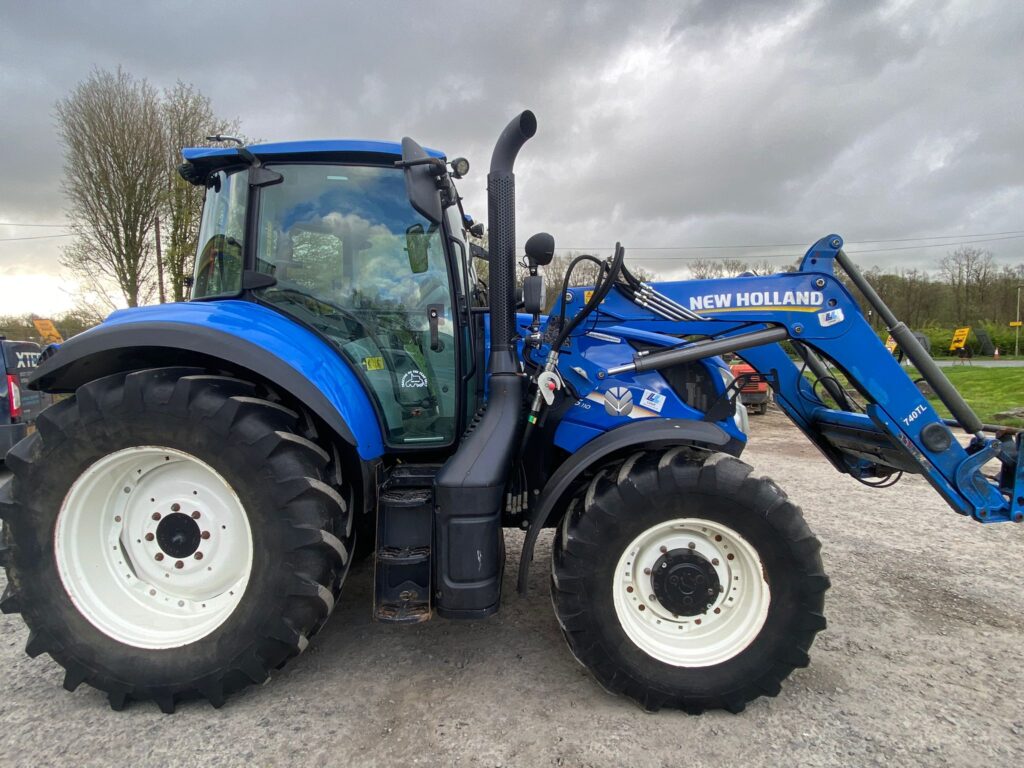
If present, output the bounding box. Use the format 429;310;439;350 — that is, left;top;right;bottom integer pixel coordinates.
551;449;829;714
0;367;353;712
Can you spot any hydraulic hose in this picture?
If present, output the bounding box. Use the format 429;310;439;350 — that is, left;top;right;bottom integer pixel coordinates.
552;244;626;351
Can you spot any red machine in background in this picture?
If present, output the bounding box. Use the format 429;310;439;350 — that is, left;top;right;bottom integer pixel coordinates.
730;361;771;415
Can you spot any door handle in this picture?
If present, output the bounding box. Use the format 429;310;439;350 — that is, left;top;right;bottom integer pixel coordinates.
428;304;444;352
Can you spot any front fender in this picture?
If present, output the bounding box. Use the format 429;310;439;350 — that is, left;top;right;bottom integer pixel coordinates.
30;300;384;460
516;418;740;594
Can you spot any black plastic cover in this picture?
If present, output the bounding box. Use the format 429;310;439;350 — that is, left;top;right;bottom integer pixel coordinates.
434;374;523;618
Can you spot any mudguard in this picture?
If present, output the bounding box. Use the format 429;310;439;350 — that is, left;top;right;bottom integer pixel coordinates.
516;418;740;594
29;300;384;460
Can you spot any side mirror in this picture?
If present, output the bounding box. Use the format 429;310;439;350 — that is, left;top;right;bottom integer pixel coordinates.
401;137;443;225
525;231;555;267
523;274;545;315
406;224;430;274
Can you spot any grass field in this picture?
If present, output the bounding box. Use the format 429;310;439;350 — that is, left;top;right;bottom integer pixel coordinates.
918;366;1024;428
801;364;1024;428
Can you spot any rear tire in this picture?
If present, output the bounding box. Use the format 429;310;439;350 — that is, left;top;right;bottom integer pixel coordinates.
0;368;353;712
551;449;829;713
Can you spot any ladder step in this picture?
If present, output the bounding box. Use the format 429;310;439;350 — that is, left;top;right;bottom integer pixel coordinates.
377;546;430;564
376;600;431;624
374;466;437;623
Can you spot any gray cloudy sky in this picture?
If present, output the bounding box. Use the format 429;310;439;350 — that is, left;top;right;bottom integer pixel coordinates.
1;0;1022;315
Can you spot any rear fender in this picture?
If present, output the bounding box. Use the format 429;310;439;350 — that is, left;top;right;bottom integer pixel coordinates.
29;300;384;460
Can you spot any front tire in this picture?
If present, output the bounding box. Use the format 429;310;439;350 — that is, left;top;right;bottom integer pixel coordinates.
0;368;353;712
551;449;829;713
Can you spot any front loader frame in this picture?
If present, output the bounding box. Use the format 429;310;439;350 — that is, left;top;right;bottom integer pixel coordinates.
547;235;1023;526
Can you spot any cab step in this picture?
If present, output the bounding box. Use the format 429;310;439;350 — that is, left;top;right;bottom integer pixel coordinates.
373;465;440;624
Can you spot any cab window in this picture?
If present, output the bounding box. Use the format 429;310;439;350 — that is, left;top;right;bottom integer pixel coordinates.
191;169;247;298
254;164;457;446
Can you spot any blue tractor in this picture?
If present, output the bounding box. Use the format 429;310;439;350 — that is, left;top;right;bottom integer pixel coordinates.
1;112;1020;713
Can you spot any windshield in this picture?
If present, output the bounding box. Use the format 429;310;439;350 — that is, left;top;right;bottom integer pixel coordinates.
254;163;457;446
191;169;248;298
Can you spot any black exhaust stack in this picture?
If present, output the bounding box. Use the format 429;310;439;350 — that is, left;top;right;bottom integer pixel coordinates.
434;111;536;619
487;110;537;374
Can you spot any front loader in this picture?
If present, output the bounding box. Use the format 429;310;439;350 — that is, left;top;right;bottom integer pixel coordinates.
1;111;1020;714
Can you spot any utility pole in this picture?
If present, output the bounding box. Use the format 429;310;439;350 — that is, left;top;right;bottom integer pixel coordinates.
154;216;166;304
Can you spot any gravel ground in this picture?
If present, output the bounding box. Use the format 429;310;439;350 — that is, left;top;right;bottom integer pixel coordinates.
2;410;1023;767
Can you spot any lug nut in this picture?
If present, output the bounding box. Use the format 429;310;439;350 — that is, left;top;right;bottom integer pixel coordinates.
659;545;668;554
727;553;735;561
114;515;122;523
714;607;721;614
191;511;201;520
711;558;719;566
643;567;651;575
626;586;633;593
145;533;155;542
714;535;722;542
152;512;161;521
201;531;211;540
638;605;646;612
695;618;702;625
175;560;184;569
688;542;696;549
171;503;180;512
194;552;204;561
154;553;164;561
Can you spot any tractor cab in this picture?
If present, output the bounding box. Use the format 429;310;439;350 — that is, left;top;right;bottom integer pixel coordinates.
183;140;477;450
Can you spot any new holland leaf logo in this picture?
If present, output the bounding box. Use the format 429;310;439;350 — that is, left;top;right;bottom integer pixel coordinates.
604;386;633;417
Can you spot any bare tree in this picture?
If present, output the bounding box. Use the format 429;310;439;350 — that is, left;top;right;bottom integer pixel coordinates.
68;270;123;326
940;247;995;324
57;68;165;307
160;82;239;301
687;258;751;279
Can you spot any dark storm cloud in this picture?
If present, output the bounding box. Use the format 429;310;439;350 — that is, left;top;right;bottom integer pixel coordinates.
1;0;1022;294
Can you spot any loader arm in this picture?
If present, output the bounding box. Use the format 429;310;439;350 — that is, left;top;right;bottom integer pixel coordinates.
549;234;1022;525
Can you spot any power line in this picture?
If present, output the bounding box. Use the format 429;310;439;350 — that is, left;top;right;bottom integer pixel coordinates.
560;229;1024;252
842;230;1024;244
847;234;1024;253
0;222;69;228
563;233;1024;261
0;233;74;242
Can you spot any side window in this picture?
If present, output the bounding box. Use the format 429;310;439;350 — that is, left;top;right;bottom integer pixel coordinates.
192;170;247;299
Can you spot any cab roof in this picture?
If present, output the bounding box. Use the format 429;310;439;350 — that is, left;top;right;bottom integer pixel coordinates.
180;140;445;179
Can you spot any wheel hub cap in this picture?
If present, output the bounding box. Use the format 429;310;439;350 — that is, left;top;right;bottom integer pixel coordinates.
55;446;254;649
612;517;771;667
156;513;202;559
651;549;721;617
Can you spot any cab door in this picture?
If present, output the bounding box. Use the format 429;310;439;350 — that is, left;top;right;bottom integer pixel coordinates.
251;162;460;447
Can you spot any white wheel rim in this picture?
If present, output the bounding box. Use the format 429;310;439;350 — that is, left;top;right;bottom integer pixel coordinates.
55;446;253;649
612;518;770;667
